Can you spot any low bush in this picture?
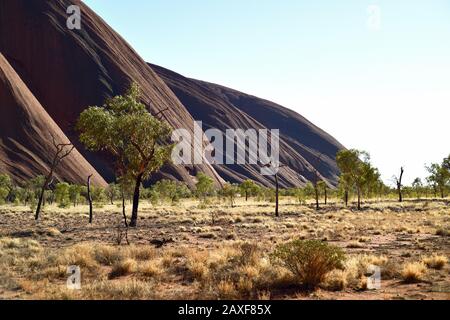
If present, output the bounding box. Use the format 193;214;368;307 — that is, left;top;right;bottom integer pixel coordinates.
270;239;345;289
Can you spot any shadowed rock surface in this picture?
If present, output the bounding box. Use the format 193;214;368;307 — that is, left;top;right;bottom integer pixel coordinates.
0;53;106;186
150;64;345;187
0;0;221;188
0;0;344;188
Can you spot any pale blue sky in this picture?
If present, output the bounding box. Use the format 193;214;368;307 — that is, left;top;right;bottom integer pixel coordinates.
83;0;450;185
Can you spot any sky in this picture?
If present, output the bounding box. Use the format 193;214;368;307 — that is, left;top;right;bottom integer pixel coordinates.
83;0;450;185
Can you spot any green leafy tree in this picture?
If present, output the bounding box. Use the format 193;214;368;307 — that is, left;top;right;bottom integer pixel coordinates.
69;184;82;207
195;173;215;203
221;183;239;207
443;154;450;171
91;186;106;203
55;182;70;208
426;163;449;199
0;174;12;204
9;186;25;205
239;180;258;201
412;178;423;200
303;182;315;201
77;83;173;227
293;188;306;205
0;187;8;204
336;149;376;210
106;183;120;205
336;150;358;206
153;179;189;205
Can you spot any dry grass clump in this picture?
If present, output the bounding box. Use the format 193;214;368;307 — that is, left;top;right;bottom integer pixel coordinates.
421;255;448;270
181;242;282;299
323;270;348;291
93;245;124;266
125;246;156;261
138;260;162;278
109;259;137;279
82;279;155;300
336;254;393;291
57;244;99;271
270;240;345;289
185;251;210;282
401;262;427;283
0;237;41;252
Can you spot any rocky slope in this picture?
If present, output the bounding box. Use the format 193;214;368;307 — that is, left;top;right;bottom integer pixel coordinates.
0;53;106;186
0;0;221;187
0;0;344;188
150;64;344;187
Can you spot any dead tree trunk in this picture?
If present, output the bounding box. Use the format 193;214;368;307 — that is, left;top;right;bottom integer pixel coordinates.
35;136;74;220
275;173;279;217
395;167;404;203
344;189;349;207
87;174;93;224
357;187;361;210
314;184;320;210
122;189;128;228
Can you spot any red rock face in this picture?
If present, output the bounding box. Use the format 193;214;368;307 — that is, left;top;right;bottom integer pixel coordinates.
150;64;345;187
0;0;343;188
0;53;106;186
0;0;221;187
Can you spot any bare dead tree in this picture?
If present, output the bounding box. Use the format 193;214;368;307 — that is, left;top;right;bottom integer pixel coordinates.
260;161;286;217
115;222;130;245
311;154;324;211
394;167;404;203
35;135;74;220
153;107;170;122
87;174;93;223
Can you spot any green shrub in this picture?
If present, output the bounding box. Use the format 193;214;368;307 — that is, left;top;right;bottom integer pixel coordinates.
270;239;345;289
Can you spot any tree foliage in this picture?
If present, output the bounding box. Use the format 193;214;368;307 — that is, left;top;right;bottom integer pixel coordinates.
77;83;173;226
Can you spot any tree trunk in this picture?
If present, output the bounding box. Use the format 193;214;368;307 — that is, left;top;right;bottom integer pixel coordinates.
315;186;319;210
130;173;144;227
324;187;328;205
35;174;52;220
357;188;361;210
87;175;93;224
275;174;279;217
245;191;248;202
344;190;348;207
398;187;403;202
122;190;128;228
397;167;404;202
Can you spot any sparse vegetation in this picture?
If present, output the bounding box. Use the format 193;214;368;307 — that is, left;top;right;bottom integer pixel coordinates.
270;240;345;289
401;262;428;283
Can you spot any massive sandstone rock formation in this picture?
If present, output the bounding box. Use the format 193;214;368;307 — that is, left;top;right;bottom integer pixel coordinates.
0;53;105;186
0;0;344;188
0;0;221;187
150;64;344;187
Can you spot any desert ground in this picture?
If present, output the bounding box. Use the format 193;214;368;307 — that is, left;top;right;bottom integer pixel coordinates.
0;198;449;300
